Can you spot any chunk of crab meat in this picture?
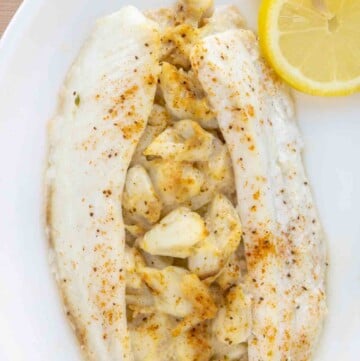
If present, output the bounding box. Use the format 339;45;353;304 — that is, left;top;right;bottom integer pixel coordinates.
175;0;214;26
144;119;214;162
190;138;235;211
212;285;252;345
216;251;246;291
139;207;207;258
172;273;218;336
200;5;245;36
188;193;242;278
144;127;185;159
148;160;205;209
123;164;162;224
188;239;218;278
205;192;242;247
208;138;234;183
124;245;146;291
175;323;213;361
211;339;247;361
139;266;194;318
186;182;216;211
197;137;235;195
129;313;175;361
159;62;215;124
160;24;199;69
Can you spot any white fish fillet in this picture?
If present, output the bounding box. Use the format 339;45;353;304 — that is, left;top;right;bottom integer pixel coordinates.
191;29;326;361
47;7;160;361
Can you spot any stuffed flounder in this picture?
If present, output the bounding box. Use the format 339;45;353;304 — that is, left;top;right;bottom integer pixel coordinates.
46;1;326;360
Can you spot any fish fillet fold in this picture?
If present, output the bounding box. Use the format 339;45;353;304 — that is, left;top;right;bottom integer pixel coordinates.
46;7;160;361
191;30;326;361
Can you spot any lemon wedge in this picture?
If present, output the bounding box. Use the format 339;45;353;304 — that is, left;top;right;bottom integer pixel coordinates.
259;0;360;96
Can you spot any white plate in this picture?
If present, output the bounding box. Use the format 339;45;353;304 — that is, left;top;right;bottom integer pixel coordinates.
0;0;359;360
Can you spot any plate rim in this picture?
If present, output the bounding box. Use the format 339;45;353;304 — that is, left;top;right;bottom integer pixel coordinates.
0;0;40;74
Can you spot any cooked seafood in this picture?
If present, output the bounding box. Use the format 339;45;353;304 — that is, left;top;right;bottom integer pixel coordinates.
191;28;327;361
47;7;161;360
46;1;326;360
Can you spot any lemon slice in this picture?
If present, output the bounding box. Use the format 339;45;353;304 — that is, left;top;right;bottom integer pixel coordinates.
259;0;360;96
